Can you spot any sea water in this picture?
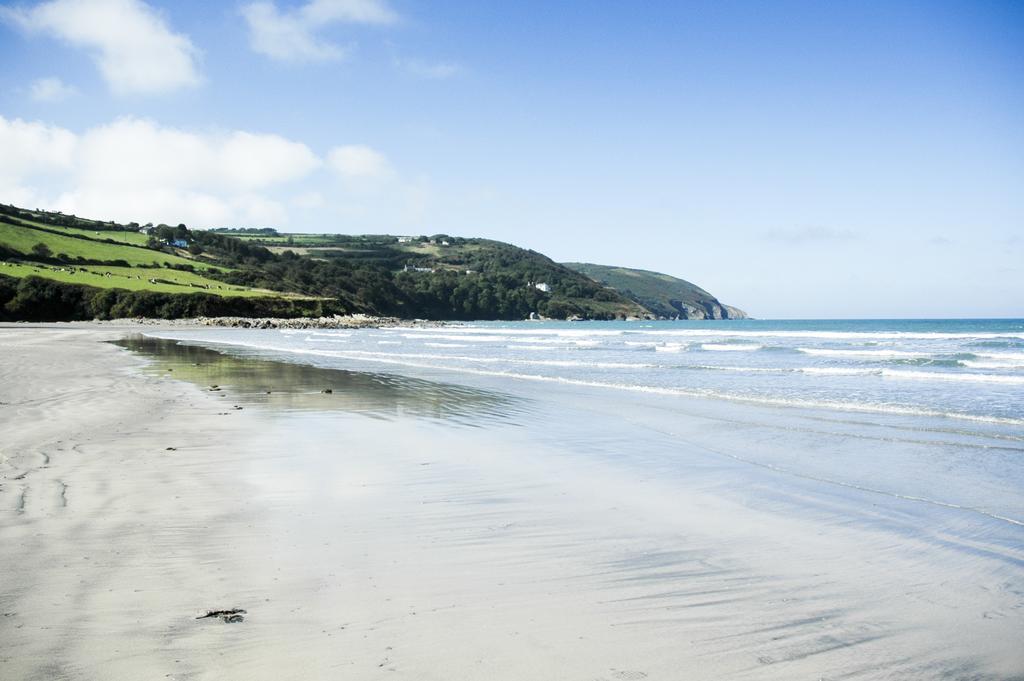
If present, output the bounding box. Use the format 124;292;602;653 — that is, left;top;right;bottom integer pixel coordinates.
157;318;1024;425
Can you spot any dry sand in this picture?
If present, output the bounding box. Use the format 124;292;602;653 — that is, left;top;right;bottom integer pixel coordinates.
1;326;1022;680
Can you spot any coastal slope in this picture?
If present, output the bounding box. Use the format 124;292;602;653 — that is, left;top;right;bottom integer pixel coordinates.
0;203;647;321
564;262;747;319
0;203;742;322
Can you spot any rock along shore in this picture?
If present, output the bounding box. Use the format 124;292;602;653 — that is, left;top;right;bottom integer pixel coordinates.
93;314;448;329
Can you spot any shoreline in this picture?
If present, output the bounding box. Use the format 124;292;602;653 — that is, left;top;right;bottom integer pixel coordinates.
2;325;1022;680
84;315;448;329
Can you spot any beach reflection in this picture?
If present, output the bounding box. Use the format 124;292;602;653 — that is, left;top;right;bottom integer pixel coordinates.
113;335;521;425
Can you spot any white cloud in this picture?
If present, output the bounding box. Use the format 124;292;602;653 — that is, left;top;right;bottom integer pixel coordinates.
3;0;201;95
397;58;463;80
293;191;326;209
0;115;420;229
74;119;321;191
328;144;392;179
29;76;77;102
241;0;397;62
301;0;397;25
0;116;77;181
0;115;321;227
240;2;345;61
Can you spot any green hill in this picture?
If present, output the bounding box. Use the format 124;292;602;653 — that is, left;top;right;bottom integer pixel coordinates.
199;232;648;321
0;204;648;322
563;263;747;319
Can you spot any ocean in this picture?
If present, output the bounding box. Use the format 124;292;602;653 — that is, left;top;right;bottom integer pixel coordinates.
154;318;1024;425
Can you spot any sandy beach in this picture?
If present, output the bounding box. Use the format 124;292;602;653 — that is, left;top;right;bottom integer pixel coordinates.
2;326;1022;680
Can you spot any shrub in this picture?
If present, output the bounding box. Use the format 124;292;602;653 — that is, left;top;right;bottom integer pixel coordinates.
31;243;52;259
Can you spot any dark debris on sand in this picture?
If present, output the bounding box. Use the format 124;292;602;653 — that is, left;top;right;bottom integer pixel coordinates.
197;608;247;623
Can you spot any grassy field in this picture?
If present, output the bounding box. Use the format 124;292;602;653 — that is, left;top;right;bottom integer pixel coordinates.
0;221;219;270
3;215;153;247
0;261;277;297
51;224;151;247
0;218;296;299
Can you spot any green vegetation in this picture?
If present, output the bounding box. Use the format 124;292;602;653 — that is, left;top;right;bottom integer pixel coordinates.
564;263;747;320
5;214;152;246
0;203;738;322
215;235;646;320
0;262;266;297
0;221;216;270
0;276;342;322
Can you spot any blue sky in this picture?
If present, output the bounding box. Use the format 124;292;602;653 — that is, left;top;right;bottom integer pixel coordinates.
1;0;1022;318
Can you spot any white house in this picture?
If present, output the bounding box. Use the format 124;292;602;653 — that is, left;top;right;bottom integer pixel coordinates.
534;282;551;293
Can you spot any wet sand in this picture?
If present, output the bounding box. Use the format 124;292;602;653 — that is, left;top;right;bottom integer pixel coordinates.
1;327;1022;680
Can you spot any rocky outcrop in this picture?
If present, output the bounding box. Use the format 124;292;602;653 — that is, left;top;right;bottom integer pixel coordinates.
669;301;747;320
722;305;748;320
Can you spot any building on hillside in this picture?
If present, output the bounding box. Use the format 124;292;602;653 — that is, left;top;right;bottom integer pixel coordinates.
534;282;551;293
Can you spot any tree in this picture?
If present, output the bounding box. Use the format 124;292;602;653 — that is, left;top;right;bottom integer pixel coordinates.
31;242;52;259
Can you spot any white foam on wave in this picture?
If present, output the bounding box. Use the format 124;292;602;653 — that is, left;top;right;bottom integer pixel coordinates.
689;365;781;373
395;326;625;338
377;340;401;345
962;359;1024;370
976;352;1024;362
402;333;516;343
880;369;1024;385
642;330;1024;341
424;342;470;348
403;332;600;347
701;343;762;352
798;347;928;359
800;367;881;376
654;344;685;353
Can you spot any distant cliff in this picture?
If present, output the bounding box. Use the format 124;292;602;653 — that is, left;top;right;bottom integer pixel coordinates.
563;263;747;320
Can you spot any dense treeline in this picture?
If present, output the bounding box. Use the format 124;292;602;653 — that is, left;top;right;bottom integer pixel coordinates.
214;241;626;320
0;275;345;322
